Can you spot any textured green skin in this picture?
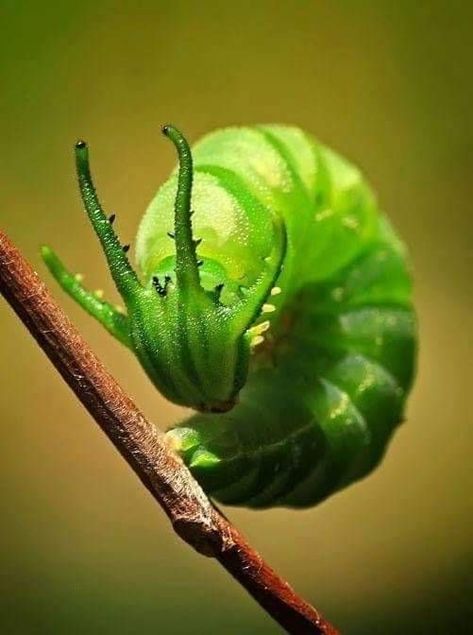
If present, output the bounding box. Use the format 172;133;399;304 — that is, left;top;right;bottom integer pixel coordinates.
151;126;417;508
43;125;417;509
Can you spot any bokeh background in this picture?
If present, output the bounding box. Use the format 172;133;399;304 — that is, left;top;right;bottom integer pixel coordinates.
1;2;472;633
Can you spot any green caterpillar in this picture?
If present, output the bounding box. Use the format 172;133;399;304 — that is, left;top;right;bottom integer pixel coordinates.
42;124;417;508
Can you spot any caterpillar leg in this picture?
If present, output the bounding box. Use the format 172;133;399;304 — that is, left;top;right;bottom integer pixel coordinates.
41;246;131;347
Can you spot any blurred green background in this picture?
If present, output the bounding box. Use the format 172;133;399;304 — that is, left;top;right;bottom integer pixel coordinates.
1;1;472;633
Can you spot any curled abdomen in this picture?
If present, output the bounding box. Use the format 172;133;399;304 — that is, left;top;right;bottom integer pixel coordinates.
167;228;416;508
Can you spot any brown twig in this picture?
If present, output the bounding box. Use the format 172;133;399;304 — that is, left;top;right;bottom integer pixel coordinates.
0;229;339;635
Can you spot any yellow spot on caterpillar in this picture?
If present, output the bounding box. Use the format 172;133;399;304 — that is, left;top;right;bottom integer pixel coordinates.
357;372;376;394
94;289;104;299
114;304;126;314
342;215;359;230
315;208;333;221
270;286;282;296
262;303;276;313
257;320;271;334
74;273;84;283
331;287;344;302
251;335;265;348
249;320;270;337
329;393;350;420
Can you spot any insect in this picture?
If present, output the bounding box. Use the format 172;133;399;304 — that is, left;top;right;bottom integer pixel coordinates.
42;124;417;508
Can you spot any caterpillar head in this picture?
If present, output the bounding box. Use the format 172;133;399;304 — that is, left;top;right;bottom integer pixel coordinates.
46;126;285;413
